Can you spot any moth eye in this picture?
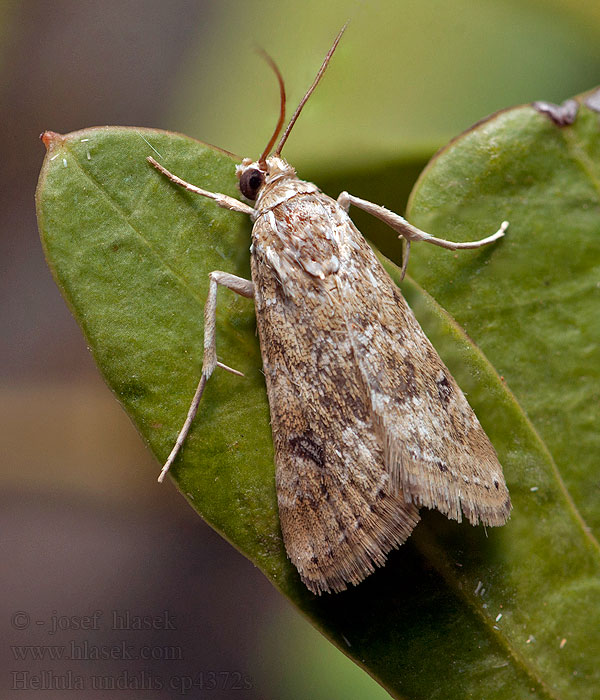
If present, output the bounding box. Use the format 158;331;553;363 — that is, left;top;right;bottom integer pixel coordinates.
239;168;265;200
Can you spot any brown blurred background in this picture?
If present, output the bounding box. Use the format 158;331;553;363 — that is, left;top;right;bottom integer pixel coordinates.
2;1;600;698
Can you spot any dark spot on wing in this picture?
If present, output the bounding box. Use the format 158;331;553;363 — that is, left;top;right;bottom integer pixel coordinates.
436;374;453;405
289;430;325;469
437;461;449;473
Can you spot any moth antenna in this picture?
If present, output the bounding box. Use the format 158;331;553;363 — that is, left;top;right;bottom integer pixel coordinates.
257;49;287;167
274;22;348;157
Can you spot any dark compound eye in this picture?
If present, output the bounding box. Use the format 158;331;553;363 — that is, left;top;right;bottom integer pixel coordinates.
239;168;265;200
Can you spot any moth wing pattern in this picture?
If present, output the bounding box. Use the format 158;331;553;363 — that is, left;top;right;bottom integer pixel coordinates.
251;194;420;594
336;216;511;527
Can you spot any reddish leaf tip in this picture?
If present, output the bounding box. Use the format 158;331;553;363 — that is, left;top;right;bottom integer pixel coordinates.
40;130;64;150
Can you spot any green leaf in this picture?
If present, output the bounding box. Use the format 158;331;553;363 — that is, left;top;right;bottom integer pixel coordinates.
36;85;600;700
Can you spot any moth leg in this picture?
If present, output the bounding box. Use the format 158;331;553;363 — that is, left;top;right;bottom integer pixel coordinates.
158;271;254;483
337;191;508;279
147;157;255;216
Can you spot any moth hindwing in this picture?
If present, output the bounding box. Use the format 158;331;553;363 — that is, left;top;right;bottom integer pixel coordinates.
149;25;510;595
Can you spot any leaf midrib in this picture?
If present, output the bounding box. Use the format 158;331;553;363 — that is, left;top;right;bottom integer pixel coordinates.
62;135;207;308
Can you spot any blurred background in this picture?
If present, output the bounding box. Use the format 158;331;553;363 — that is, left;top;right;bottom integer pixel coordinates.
2;1;600;698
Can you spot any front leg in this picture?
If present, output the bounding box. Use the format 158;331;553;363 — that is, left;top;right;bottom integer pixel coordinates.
158;271;254;482
337;191;508;279
147;157;255;216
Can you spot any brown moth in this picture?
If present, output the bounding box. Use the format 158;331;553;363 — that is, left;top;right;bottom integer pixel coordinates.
149;26;511;594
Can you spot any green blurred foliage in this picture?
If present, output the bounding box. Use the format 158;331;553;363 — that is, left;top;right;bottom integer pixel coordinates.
171;0;600;174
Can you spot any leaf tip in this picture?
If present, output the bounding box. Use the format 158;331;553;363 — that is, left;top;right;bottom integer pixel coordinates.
40;130;65;151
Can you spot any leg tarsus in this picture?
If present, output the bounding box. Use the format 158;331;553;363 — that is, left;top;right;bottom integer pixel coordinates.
158;374;208;482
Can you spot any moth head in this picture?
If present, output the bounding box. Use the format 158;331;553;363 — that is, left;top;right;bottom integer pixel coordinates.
236;157;296;201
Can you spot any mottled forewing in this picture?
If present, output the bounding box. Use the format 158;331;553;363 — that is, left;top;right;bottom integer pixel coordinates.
250;195;419;594
335;213;510;526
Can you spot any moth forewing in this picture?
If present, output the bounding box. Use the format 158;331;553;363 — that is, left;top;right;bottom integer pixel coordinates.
334;223;511;528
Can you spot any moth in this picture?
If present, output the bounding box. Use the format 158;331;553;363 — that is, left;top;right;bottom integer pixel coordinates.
149;26;511;594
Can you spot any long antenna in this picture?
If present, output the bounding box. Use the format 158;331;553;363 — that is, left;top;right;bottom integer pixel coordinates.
273;22;348;157
258;50;287;167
